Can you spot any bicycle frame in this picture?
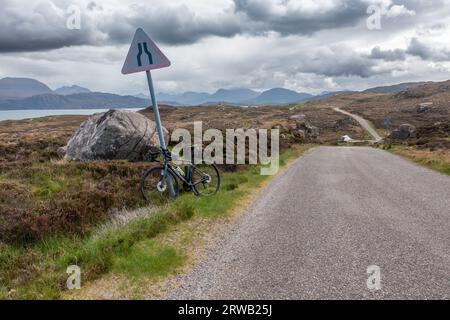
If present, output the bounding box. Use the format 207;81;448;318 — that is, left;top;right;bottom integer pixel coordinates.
156;149;211;196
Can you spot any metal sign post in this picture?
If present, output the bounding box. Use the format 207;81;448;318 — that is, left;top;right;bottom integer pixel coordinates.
145;71;176;197
145;71;166;148
122;28;175;197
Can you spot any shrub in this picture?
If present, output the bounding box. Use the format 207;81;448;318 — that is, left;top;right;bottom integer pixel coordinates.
0;162;148;244
0;181;36;243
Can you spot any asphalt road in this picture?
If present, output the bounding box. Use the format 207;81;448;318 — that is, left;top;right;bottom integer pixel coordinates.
334;107;383;142
170;147;450;299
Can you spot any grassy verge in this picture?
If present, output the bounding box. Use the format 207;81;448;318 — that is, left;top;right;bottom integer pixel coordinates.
0;144;313;299
388;145;450;176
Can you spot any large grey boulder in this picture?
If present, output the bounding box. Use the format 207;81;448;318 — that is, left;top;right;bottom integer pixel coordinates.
65;109;168;161
389;124;415;140
298;121;319;138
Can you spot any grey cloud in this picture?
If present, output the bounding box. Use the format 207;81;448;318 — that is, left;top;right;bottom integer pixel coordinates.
366;37;450;62
369;46;406;61
103;0;370;46
0;1;99;53
406;37;450;61
407;37;433;59
0;1;243;52
295;46;379;78
233;0;368;35
87;2;102;11
0;0;437;53
100;5;243;45
1;0;449;94
427;22;447;31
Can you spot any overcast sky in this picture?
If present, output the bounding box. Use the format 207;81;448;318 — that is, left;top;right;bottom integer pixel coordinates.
1;0;450;95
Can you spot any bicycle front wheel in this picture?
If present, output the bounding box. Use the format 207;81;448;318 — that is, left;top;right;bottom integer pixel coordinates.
191;163;220;196
140;166;179;203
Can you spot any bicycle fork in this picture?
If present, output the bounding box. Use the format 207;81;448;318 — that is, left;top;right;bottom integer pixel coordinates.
183;166;192;192
159;163;177;198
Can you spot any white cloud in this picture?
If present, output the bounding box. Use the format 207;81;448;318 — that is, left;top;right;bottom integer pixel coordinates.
0;0;449;95
385;4;416;18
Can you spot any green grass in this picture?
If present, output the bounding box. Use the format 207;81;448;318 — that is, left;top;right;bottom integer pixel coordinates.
0;206;194;299
0;144;313;299
290;102;307;110
30;171;69;199
388;145;450;176
112;240;184;278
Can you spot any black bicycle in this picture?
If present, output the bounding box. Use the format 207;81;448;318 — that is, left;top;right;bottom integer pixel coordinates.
140;146;220;202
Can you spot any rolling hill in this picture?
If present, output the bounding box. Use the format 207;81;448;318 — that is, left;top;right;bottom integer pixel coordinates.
245;88;313;105
54;85;91;95
157;88;312;105
363;82;428;94
0;77;53;99
0;92;149;110
210;88;260;103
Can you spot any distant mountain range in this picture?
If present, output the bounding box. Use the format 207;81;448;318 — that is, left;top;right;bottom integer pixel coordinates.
249;88;312;104
54;85;91;95
0;92;149;110
0;77;318;109
154;87;312;105
0;78;149;110
0;77;437;110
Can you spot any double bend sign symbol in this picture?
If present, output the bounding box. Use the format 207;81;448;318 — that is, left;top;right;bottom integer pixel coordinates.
137;42;153;67
121;28;170;74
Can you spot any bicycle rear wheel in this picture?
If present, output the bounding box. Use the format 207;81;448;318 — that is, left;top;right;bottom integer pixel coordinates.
140;166;179;203
191;163;220;196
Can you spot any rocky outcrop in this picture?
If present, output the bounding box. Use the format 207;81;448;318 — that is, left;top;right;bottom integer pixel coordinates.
389;124;415;140
301;122;320;138
288;116;320;139
288;114;306;121
335;117;356;128
64;109;168;161
416;102;433;113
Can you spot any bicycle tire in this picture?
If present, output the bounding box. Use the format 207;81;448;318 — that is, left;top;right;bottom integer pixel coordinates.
140;166;179;202
191;163;220;196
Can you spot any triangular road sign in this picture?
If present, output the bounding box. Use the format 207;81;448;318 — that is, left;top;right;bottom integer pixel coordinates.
121;28;171;74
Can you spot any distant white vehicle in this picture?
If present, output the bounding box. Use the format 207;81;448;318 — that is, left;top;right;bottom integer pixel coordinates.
341;135;354;142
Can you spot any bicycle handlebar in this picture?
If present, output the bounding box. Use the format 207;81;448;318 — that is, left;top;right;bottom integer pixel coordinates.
149;145;199;163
